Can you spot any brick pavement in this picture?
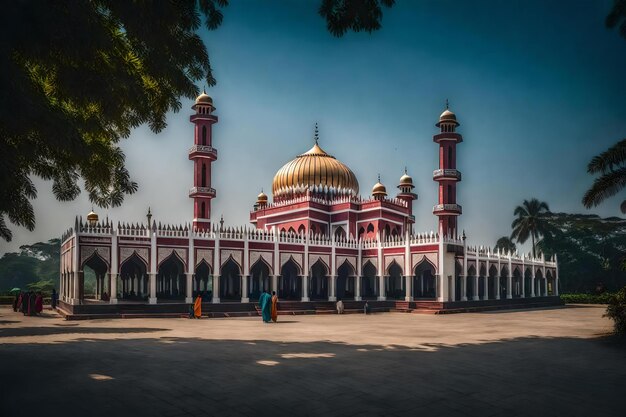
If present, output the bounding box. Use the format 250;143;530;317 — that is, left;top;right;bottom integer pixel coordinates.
0;305;623;417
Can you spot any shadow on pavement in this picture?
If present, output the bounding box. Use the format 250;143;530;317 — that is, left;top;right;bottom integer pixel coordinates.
0;333;624;417
0;326;170;338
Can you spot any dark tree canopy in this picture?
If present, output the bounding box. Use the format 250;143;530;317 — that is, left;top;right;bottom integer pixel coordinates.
320;0;395;37
606;0;626;38
494;236;516;254
0;0;228;241
0;0;395;242
583;139;626;213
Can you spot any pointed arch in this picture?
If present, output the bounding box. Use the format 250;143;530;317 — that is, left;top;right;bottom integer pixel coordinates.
361;260;377;299
413;258;436;276
220;254;242;272
280;257;302;300
281;255;302;275
158;250;186;270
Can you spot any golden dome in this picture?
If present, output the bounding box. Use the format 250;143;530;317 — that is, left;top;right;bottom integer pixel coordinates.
372;179;387;197
87;210;98;223
192;91;214;110
436;107;459;127
399;171;413;187
257;191;268;205
272;140;359;199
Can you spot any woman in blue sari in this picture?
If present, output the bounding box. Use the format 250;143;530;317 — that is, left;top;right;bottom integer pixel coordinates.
259;290;272;323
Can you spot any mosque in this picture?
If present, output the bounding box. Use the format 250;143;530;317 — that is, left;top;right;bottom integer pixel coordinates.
58;93;560;316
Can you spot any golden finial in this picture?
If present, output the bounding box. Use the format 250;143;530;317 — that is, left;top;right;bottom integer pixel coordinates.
314;122;319;145
445;99;449;109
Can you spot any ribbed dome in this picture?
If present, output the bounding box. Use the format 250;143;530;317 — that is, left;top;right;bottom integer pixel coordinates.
272;142;359;199
195;92;212;105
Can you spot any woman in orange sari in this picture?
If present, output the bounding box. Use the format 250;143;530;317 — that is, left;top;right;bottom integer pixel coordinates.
193;294;202;319
270;291;278;323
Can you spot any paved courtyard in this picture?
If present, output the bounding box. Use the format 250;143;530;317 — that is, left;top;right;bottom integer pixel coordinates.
0;305;623;417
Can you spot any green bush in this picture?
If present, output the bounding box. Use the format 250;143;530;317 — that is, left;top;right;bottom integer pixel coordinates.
560;293;614;304
604;287;626;336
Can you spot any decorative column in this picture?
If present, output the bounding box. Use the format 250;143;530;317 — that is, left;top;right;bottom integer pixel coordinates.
507;256;513;299
212;233;220;303
329;275;337;302
531;267;536;297
242;230;250;303
377;232;386;301
185;273;193;303
473;275;479;301
302;230;310;302
521;258;526;298
242;275;250;303
302;275;309;302
271;275;278;295
494;276;500;300
149;226;157;304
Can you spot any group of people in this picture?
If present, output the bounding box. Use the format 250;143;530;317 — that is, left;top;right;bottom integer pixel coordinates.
258;290;279;323
13;289;57;316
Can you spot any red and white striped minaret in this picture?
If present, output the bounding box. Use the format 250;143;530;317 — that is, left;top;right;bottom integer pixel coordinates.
189;91;218;231
433;100;462;237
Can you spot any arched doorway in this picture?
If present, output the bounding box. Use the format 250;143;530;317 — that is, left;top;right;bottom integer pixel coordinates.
500;266;509;299
361;261;377;299
524;268;533;296
513;268;523;298
280;259;301;300
478;264;487;300
467;265;477;300
336;261;356;300
386;261;403;300
82;252;108;301
488;265;498;300
220;258;241;301
454;260;463;301
120;253;148;301
158;253;185;300
536;269;544;296
194;261;212;301
546;270;554;295
250;259;271;301
309;260;328;300
414;260;436;299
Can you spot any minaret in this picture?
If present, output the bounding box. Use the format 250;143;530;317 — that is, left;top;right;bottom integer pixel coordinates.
189;91;218;231
433;100;462;237
397;168;418;230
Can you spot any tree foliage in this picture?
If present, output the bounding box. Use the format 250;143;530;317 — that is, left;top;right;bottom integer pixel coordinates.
0;239;60;291
606;0;626;39
510;198;551;258
537;213;626;292
319;0;395;37
494;236;516;254
0;0;229;242
583;139;626;213
604;286;626;335
0;0;396;242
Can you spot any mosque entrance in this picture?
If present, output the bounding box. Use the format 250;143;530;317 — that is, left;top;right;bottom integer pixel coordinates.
250;260;271;301
336;261;356;300
279;259;301;300
220;258;241;301
120;253;148;301
309;260;328;300
194;261;213;301
157;253;185;301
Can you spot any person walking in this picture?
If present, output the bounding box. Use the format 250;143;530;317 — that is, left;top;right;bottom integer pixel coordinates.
35;292;43;315
51;288;58;309
259;290;272;323
270;291;279;323
336;298;344;314
193;293;202;319
364;300;370;315
12;292;20;312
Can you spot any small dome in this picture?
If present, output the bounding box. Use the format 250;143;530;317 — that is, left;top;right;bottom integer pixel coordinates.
192;91;215;111
372;181;387;197
399;172;413;187
87;210;98;223
195;92;213;105
436;107;459;127
257;191;268;204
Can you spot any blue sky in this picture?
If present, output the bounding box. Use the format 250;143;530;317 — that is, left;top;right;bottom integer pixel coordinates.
2;0;625;255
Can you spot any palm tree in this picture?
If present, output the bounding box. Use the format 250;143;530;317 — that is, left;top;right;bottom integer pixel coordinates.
510;199;551;258
582;139;626;214
494;236;516;254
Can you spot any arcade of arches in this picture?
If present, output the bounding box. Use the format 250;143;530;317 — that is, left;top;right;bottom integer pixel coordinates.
64;254;557;304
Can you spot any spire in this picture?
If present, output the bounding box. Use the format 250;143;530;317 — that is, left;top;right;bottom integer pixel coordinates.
404;166;407;174
445;98;449;109
314;122;319;145
377;173;381;182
